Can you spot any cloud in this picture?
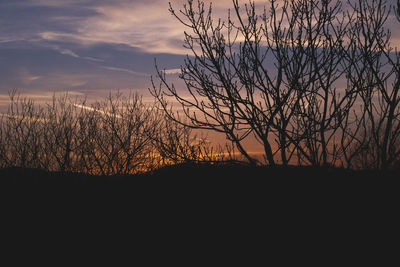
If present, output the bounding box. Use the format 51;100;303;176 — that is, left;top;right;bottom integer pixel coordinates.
19;68;42;85
35;41;106;62
162;68;182;75
99;66;149;77
39;32;87;43
82;56;104;62
0;38;24;43
34;1;259;55
25;0;400;56
1;0;399;98
0;90;87;111
59;48;79;58
36;1;185;54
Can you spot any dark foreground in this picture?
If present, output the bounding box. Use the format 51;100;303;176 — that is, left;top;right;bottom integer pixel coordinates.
0;163;397;198
0;163;397;261
1;163;396;221
1;162;398;182
1;163;397;221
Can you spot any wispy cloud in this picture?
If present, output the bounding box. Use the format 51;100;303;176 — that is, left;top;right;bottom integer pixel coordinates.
37;1;186;54
83;56;104;62
0;38;24;43
23;0;93;7
19;68;41;85
1;0;399;97
59;48;79;58
100;66;149;77
30;1;294;55
162;68;182;75
46;43;105;62
4;0;400;56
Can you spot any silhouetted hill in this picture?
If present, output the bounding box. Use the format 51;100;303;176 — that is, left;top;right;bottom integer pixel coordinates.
1;163;398;184
1;163;397;248
0;164;397;203
148;162;400;178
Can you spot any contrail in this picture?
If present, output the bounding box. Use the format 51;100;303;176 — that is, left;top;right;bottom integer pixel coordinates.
73;104;122;119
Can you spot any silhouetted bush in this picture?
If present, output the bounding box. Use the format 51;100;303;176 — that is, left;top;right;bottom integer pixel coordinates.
0;91;234;175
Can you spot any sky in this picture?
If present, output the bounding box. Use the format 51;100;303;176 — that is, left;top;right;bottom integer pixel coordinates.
0;0;245;102
0;0;399;104
0;0;189;101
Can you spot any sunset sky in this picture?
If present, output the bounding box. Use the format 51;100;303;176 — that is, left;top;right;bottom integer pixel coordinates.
0;0;238;102
0;0;399;103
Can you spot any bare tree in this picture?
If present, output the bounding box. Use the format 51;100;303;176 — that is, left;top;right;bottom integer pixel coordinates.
397;0;400;21
0;92;154;174
150;110;237;166
0;90;224;174
151;0;360;167
85;92;158;175
41;94;85;172
342;0;400;170
0;91;45;169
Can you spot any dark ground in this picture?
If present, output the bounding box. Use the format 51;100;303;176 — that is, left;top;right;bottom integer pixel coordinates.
0;163;397;262
1;162;398;181
0;163;397;200
1;163;396;224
